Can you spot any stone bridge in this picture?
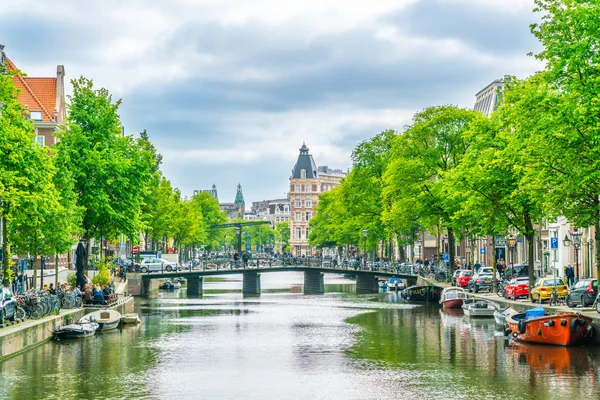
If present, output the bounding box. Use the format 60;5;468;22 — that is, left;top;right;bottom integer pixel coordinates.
127;265;417;296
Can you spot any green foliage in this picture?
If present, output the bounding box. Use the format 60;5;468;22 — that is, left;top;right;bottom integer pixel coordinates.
92;263;111;286
276;221;290;252
66;271;77;288
56;77;156;244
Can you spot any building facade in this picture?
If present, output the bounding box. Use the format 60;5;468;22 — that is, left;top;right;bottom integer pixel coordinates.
288;143;345;257
250;198;290;226
193;183;219;201
473;76;508;117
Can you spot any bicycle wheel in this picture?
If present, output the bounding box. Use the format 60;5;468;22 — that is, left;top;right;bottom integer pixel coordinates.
30;303;44;319
15;307;26;320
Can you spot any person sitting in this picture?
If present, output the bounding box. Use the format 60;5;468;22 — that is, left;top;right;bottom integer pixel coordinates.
49;283;56;295
92;285;105;305
102;285;110;297
73;286;82;297
83;284;93;305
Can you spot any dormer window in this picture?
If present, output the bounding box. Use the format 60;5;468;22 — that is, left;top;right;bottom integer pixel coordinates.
30;111;42;121
300;169;306;179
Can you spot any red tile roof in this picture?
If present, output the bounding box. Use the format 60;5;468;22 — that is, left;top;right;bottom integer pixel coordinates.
6;57;57;123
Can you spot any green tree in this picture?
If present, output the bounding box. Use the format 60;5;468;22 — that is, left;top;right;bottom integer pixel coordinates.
190;191;227;251
383;105;480;272
56;77;156;260
523;0;600;278
276;221;290;252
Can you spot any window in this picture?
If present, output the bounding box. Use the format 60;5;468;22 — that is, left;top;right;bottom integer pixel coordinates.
295;200;301;208
305;184;311;193
295;212;301;222
305;200;312;208
295;184;301;193
34;135;45;146
276;217;280;222
296;228;301;240
306;228;309;238
300;169;306;178
305;212;311;221
30;111;42;121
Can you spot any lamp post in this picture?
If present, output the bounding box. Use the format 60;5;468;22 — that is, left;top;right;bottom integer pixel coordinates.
234;226;241;256
506;235;517;277
563;229;582;282
362;229;368;269
587;239;594;279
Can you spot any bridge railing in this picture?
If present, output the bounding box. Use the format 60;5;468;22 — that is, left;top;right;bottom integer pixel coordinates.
140;257;415;276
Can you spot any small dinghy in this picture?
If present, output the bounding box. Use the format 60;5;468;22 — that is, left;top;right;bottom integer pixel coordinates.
160;280;176;290
121;313;141;324
79;310;122;331
171;280;181;289
54;322;99;340
494;307;518;326
440;287;468;309
462;299;498;317
386;277;405;291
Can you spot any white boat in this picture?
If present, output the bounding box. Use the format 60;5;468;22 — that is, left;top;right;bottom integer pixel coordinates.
171;280;181;289
54;323;99;340
79;310;122;331
386;277;405;291
121;313;141;324
494;307;518;326
462;299;498;317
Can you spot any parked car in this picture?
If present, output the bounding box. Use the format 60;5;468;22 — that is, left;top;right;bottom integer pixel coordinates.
468;273;494;293
0;287;18;324
456;270;473;288
451;269;464;286
503;277;530;300
530;278;568;303
566;278;598;308
139;258;178;273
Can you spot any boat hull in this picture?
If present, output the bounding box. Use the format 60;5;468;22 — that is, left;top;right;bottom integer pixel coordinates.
54;323;99;340
401;286;443;302
506;312;594;346
122;313;141;324
442;298;464;309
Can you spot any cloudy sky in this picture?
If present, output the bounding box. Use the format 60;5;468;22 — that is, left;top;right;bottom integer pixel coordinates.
1;0;543;204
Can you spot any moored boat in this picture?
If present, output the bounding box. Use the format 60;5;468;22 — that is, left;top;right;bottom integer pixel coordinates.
494;307;517;326
171;280;182;289
79;310;122;331
401;285;443;302
439;287;468;308
54;322;99;340
386;277;405;291
505;308;594;346
121;313;141;324
462;299;498;317
160;280;176;290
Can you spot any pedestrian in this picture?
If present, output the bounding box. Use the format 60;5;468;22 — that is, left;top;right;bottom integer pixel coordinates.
83;284;93;305
242;251;250;268
565;264;575;287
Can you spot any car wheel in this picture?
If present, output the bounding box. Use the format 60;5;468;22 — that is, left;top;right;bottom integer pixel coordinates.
141;267;148;273
474;287;478;294
532;294;537;303
566;294;575;308
166;265;173;272
596;301;600;314
0;309;5;325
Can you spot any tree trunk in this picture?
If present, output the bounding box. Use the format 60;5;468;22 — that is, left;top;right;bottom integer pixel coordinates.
525;214;535;297
491;236;497;293
448;227;456;274
55;254;59;287
1;205;8;286
32;255;37;290
595;220;600;280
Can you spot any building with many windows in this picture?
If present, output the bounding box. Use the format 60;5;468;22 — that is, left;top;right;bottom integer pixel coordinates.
288;143;346;256
251;199;290;226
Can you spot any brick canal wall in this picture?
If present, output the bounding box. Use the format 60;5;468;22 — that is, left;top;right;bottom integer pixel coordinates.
0;296;135;360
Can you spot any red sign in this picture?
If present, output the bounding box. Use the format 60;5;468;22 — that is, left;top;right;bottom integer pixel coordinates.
132;246;139;254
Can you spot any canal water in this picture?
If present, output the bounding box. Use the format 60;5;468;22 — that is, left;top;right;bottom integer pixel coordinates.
0;272;598;400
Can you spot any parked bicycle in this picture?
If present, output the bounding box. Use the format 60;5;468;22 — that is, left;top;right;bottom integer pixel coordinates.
548;285;566;307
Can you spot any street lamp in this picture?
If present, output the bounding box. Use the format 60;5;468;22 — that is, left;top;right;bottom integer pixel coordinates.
563;229;582;281
234;226;241;256
586;239;594;279
506;235;517;276
362;229;368;269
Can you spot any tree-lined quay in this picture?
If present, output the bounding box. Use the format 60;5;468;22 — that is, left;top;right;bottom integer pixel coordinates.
309;0;600;292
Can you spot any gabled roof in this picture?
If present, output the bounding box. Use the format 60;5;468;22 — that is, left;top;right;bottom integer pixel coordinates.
291;143;318;179
6;57;57;122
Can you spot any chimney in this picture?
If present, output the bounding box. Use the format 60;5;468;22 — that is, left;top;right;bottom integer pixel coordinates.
55;65;65;123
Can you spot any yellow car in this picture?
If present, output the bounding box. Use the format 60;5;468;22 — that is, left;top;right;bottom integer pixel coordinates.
530;278;568;303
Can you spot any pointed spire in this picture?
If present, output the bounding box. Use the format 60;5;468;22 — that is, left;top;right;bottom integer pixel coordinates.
234;183;245;205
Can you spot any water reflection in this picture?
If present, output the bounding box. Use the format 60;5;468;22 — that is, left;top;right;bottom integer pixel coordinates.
0;275;598;399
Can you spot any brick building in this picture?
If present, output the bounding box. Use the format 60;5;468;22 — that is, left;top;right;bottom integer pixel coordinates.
288;143;345;256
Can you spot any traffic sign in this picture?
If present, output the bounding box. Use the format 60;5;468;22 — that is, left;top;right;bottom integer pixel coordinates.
443;252;449;261
132;246;139;254
480;248;486;255
550;237;558;250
